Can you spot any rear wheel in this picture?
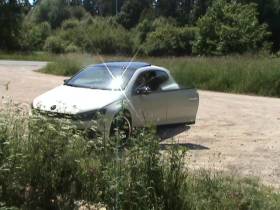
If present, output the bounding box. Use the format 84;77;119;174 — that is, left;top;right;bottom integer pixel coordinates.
110;113;132;140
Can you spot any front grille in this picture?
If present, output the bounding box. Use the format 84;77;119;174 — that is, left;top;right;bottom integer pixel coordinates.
33;109;102;122
33;109;76;120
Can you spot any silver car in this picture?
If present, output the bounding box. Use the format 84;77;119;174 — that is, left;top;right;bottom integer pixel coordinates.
32;62;199;138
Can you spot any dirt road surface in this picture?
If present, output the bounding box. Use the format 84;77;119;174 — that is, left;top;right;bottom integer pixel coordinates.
1;60;280;188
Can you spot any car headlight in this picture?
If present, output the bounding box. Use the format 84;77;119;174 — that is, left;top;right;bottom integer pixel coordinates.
74;109;106;121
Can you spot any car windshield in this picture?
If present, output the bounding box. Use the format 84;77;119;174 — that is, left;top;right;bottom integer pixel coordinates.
65;65;135;90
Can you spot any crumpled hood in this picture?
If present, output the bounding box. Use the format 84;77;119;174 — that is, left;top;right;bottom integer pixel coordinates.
33;85;123;114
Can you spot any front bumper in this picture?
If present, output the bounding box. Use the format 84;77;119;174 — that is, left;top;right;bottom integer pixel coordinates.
31;109;112;138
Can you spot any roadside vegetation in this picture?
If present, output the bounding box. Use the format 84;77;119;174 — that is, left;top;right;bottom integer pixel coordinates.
0;52;55;62
1;103;280;210
154;56;280;97
1;50;279;98
37;53;280;98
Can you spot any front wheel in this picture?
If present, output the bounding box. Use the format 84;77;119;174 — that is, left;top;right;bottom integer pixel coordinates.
110;114;132;140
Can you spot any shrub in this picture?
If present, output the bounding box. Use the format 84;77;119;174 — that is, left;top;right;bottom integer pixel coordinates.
61;18;80;30
151;17;177;28
30;0;89;28
60;17;132;54
41;56;82;76
44;36;66;53
86;24;132;54
133;19;154;46
0;107;92;209
194;0;271;55
133;17;177;46
65;43;80;53
1;103;280;209
31;0;71;28
69;6;88;20
0;104;189;209
21;22;52;51
143;26;197;56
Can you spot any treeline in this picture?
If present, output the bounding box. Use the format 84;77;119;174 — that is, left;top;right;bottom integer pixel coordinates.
1;0;280;56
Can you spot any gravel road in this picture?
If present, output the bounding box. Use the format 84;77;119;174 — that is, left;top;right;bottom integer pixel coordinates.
1;60;280;187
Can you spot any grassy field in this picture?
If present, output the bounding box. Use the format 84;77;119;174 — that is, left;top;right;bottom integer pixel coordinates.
1;105;280;209
1;52;280;97
38;53;280;98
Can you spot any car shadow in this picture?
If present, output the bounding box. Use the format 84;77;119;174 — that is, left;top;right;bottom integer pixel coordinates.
157;123;209;151
159;143;209;151
157;123;190;140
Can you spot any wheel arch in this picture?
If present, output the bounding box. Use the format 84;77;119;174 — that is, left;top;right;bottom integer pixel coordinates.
109;108;132;138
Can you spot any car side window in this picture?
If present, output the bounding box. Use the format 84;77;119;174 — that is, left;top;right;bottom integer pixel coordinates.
153;70;169;90
133;70;169;93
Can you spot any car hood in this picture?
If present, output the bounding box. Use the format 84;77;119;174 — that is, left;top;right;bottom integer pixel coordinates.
33;85;123;114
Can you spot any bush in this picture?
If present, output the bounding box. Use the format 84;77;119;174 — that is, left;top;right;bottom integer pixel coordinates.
143;26;197;56
21;22;52;51
133;17;177;46
0;104;189;209
61;18;80;30
1;103;280;209
55;17;132;54
86;24;132;54
69;6;88;20
41;56;82;76
194;0;271;55
44;36;66;53
30;0;89;28
65;43;80;53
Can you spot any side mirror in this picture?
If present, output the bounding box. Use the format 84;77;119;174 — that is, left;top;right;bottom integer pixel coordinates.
136;86;152;95
63;79;69;84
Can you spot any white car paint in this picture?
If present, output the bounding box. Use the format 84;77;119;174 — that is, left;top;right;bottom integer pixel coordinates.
33;85;122;114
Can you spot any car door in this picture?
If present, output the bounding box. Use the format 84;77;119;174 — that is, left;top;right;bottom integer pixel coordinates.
164;88;199;124
130;70;169;125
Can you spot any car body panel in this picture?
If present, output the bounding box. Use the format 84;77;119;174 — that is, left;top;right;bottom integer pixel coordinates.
164;88;199;124
130;91;168;125
33;85;123;114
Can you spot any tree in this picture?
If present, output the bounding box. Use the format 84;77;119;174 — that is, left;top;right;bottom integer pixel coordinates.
194;0;270;55
117;0;152;29
0;0;30;50
238;0;280;51
83;0;97;14
189;0;213;24
152;0;213;25
29;0;89;28
155;0;177;17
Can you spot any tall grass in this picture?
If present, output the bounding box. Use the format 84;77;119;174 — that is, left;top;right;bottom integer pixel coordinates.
150;55;280;97
40;54;130;76
40;53;280;97
0;51;55;61
1;103;280;210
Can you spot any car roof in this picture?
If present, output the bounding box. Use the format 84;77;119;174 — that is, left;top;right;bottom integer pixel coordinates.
94;62;151;70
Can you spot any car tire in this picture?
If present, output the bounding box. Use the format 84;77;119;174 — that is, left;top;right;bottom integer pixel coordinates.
110;113;132;140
